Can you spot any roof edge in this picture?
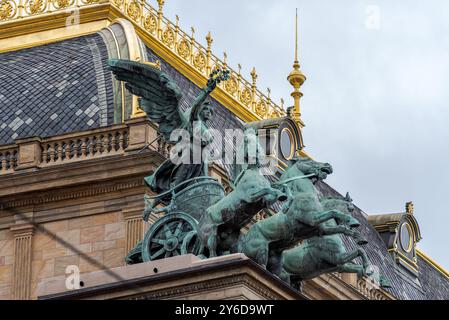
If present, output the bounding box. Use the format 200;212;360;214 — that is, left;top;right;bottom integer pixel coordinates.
417;249;449;281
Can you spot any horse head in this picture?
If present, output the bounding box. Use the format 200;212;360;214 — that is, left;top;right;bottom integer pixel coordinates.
321;192;355;216
293;157;333;181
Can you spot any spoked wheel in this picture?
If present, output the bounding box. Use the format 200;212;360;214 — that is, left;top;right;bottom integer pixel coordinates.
142;212;204;262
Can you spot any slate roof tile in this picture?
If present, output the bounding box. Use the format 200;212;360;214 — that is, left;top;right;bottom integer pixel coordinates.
0;33;114;144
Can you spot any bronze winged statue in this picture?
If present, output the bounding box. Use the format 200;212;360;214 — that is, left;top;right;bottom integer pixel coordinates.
108;59;229;220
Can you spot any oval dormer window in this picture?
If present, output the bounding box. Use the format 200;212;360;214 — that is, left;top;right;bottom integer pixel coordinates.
280;128;294;160
400;222;413;253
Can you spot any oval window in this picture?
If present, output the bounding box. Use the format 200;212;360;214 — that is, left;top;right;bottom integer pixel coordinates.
280;128;293;160
400;223;413;253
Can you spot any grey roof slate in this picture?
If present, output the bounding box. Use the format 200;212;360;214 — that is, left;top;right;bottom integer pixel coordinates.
0;33;114;145
417;254;449;299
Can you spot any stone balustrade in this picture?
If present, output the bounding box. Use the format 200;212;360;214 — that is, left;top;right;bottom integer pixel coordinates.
0;145;18;173
0;116;161;175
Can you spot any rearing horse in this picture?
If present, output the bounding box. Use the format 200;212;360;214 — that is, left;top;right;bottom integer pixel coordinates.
280;194;391;288
238;158;366;273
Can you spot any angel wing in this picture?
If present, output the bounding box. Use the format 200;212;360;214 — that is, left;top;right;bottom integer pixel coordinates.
108;59;186;141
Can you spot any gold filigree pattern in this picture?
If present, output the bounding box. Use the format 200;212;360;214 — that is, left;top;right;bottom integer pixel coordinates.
240;88;252;107
111;0;124;7
143;13;157;34
162;27;175;47
53;0;71;9
126;0;141;21
177;38;191;60
193;52;206;71
224;76;238;96
0;1;15;21
26;0;45;15
255;100;268;117
83;0;101;4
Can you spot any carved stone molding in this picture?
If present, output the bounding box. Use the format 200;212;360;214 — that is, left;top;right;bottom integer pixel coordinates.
0;178;144;210
128;274;284;300
10;224;35;300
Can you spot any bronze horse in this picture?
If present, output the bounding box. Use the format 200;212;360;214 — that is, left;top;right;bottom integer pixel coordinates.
238;158;367;273
280;195;391;288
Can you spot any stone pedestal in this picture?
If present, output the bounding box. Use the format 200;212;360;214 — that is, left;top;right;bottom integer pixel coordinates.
36;254;305;300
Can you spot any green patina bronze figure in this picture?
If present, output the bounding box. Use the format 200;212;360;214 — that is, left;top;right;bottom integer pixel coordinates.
280;193;391;288
238;158;367;274
110;58;383;290
108;59;229;221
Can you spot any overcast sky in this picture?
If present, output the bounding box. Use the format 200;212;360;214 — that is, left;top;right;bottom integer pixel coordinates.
161;0;449;269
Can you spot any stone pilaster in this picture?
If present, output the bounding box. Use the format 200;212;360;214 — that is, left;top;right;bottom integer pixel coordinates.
122;207;144;253
15;137;42;170
10;224;34;300
125;117;158;152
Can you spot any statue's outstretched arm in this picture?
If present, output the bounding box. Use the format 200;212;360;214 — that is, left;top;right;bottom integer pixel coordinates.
190;69;230;111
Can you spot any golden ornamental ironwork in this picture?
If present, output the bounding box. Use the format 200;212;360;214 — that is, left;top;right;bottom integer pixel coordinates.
143;13;157;34
83;0;101;4
162;27;175;47
111;0;124;8
177;38;191;61
0;0;15;21
240;88;252;107
126;0;141;21
193;51;206;72
224;76;238;97
26;0;45;15
53;0;72;9
255;100;268;117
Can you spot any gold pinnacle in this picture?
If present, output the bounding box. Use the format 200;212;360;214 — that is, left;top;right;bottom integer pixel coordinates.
287;8;306;128
206;31;213;49
251;67;257;84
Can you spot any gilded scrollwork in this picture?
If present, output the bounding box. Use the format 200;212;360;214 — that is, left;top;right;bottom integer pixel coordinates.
240;87;252;106
143;13;157;34
127;0;141;21
0;0;16;21
177;38;191;61
53;0;72;9
255;100;268;117
26;0;46;15
111;0;124;8
224;76;238;97
162;27;175;48
193;52;206;72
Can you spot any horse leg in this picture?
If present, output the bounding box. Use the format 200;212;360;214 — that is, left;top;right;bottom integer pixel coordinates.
327;248;372;276
254;245;269;269
279;268;291;284
336;263;365;278
207;234;217;258
318;225;367;245
267;249;283;277
303;210;359;228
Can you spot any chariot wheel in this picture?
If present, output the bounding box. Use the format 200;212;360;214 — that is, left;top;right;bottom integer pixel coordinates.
142;212;204;262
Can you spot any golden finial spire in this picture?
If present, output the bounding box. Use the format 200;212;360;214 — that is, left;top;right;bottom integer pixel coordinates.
287;8;306;128
223;52;228;67
295;8;298;63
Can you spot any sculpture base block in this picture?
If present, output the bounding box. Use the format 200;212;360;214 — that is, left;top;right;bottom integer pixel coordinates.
37;254;306;300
